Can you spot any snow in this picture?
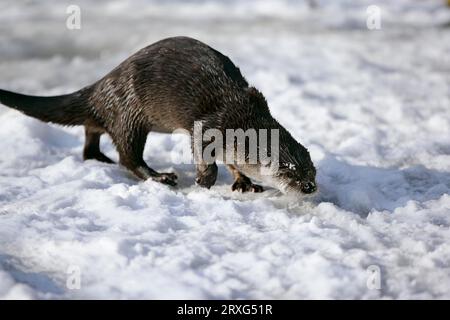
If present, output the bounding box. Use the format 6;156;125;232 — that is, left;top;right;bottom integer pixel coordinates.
0;0;450;299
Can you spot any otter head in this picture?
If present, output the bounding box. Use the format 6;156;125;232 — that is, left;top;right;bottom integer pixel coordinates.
239;87;317;195
235;134;317;195
265;132;317;195
273;149;317;194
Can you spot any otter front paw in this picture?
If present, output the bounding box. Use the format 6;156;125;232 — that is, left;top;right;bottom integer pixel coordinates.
195;163;218;189
154;172;178;186
231;178;264;193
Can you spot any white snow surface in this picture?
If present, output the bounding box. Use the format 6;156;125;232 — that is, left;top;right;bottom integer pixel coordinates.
0;0;450;299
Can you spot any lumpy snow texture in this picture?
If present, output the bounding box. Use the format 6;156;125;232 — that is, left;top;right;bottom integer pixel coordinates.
0;0;449;299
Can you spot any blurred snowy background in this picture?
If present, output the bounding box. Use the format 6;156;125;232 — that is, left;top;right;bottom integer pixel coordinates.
0;0;449;299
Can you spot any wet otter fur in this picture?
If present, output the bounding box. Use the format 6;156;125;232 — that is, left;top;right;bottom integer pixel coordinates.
0;36;317;194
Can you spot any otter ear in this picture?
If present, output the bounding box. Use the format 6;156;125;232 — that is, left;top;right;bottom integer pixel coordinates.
247;87;269;111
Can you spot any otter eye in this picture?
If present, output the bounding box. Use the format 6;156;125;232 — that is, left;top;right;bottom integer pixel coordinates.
285;172;295;179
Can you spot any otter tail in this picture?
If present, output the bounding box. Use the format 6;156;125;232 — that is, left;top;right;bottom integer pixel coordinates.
0;87;92;126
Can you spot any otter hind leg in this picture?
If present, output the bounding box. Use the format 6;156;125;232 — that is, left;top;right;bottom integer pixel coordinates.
111;126;177;186
83;126;114;164
227;165;264;193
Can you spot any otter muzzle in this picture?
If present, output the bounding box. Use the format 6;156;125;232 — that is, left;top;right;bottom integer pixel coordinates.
301;182;317;194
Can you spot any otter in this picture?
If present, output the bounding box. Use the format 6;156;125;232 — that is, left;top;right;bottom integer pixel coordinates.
0;36;317;194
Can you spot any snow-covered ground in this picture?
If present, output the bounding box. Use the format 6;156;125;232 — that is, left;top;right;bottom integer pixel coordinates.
0;0;449;299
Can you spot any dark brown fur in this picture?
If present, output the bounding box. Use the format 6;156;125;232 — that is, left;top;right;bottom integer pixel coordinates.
0;36;317;193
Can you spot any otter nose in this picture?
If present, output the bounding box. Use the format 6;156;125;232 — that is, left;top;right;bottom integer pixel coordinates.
301;182;317;194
